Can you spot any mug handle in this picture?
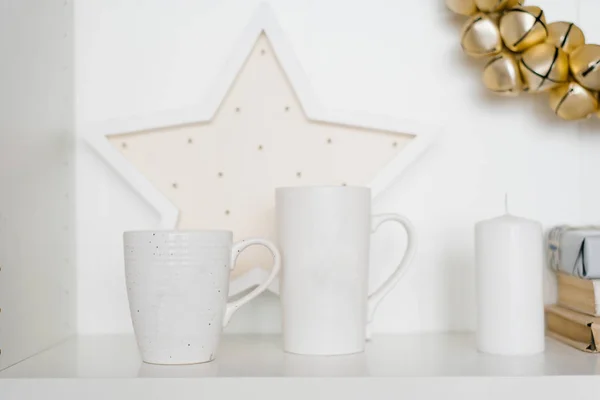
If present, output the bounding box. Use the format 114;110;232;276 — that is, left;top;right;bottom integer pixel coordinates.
366;214;417;339
222;238;281;327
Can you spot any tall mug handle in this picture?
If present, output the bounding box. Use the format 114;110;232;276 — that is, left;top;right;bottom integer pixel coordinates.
367;214;417;339
223;238;281;327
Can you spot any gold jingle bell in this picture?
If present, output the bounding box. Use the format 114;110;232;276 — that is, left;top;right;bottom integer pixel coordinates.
500;6;547;53
475;0;524;13
482;52;523;95
549;82;598;120
445;0;478;16
461;13;503;58
570;44;600;91
547;22;585;55
519;43;569;92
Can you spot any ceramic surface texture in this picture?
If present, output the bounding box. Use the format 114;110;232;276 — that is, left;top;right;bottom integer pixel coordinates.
276;186;417;355
123;230;280;364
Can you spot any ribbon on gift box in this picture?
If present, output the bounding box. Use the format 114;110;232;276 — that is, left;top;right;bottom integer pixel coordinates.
548;226;600;278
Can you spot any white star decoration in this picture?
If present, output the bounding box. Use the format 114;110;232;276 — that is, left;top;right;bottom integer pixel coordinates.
83;4;439;295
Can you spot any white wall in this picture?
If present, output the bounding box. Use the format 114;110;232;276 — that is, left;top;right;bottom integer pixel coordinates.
75;0;600;334
0;0;75;368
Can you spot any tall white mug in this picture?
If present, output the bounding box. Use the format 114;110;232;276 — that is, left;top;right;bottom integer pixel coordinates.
124;230;280;364
276;186;417;355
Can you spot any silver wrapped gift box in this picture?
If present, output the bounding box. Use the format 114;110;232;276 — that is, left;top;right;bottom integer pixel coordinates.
549;227;600;279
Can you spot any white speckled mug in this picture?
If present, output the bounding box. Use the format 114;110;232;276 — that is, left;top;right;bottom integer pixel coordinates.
124;230;281;365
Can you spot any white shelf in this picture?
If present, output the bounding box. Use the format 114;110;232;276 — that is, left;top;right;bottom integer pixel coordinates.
0;334;599;399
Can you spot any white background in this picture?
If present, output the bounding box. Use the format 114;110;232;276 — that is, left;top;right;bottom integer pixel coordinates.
75;0;600;334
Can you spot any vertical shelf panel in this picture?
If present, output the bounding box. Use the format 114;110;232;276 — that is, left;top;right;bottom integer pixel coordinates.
0;0;76;370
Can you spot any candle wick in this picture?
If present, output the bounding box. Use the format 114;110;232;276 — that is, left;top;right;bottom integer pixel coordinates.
505;193;509;215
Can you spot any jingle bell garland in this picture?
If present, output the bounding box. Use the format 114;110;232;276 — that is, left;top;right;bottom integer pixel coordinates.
475;0;523;13
547;22;585;54
446;0;478;16
461;13;503;57
570;44;600;91
499;6;547;52
482;52;522;95
549;82;598;121
519;43;569;92
446;0;600;121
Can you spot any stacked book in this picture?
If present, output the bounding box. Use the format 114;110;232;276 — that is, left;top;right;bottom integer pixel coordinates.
546;227;600;352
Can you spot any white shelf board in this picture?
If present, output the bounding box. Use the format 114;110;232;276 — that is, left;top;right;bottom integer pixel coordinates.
1;333;600;378
0;334;599;399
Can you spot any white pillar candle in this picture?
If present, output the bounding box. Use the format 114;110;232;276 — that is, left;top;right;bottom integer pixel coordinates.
475;203;545;355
